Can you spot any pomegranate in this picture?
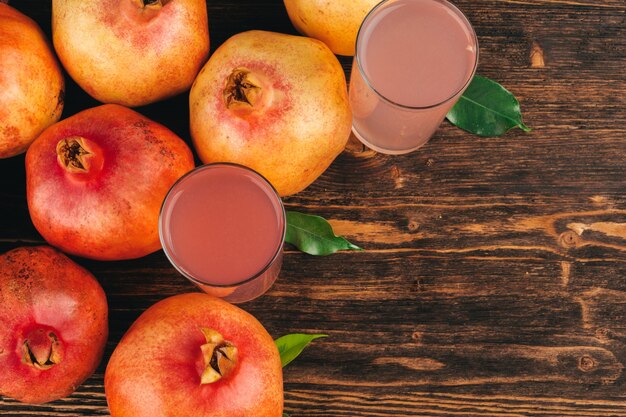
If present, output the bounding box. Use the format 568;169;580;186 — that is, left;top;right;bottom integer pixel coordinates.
0;3;64;158
0;246;108;404
26;104;195;261
190;30;352;196
105;293;283;417
52;0;210;107
283;0;380;56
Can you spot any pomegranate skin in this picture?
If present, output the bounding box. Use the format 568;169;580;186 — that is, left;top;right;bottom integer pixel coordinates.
0;3;64;158
0;246;108;404
26;104;195;261
283;0;380;56
105;293;283;417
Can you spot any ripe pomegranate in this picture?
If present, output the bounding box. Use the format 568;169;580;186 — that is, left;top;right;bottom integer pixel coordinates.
26;104;195;261
0;3;64;158
0;246;108;404
52;0;210;107
105;293;283;417
190;30;352;196
283;0;380;56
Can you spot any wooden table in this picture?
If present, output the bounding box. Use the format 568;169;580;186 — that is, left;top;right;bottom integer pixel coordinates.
2;0;625;415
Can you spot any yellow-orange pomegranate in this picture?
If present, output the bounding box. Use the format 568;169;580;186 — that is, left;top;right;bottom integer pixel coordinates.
190;30;352;196
0;3;64;158
52;0;209;106
283;0;380;56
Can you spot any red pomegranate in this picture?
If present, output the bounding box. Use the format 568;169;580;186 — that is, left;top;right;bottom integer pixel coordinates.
26;104;195;260
105;293;283;417
0;246;108;404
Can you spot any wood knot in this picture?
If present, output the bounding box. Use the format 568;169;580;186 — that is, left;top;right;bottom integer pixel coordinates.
391;166;405;189
558;231;581;249
530;41;545;68
408;221;420;232
578;355;596;372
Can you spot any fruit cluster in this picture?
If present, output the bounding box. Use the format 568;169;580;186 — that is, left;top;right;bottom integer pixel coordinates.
0;1;372;415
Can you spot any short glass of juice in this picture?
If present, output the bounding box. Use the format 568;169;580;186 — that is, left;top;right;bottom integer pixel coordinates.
350;0;479;154
159;163;286;303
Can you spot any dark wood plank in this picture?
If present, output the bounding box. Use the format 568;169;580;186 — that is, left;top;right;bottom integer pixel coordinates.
1;0;625;416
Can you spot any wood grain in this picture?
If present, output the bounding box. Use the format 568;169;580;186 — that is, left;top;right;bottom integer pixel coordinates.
1;0;625;416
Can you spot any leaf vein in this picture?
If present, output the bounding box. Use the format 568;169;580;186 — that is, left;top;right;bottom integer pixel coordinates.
457;94;522;127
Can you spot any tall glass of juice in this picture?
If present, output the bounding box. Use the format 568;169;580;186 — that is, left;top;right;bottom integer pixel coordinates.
159;163;286;303
350;0;478;154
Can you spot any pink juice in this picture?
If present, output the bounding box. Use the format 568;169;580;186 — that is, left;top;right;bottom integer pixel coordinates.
159;164;285;303
350;0;478;154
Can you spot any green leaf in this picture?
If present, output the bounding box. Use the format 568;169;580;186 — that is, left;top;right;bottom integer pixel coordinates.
283;414;291;417
446;75;531;137
285;211;362;256
275;333;328;367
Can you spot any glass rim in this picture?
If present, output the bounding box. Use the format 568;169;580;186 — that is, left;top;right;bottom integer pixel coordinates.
158;162;286;289
354;0;480;110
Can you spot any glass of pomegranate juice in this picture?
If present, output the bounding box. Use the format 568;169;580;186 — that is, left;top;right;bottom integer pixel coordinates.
349;0;479;154
159;163;286;303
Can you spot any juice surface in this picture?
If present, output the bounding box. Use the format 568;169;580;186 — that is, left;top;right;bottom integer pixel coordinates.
160;165;284;286
358;0;477;107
